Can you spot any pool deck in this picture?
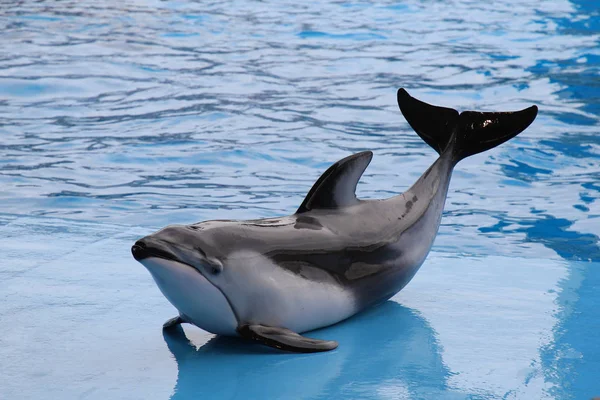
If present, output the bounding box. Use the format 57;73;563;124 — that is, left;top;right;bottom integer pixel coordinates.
2;214;597;399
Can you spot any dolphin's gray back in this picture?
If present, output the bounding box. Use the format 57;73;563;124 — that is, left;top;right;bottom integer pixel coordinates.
186;151;454;312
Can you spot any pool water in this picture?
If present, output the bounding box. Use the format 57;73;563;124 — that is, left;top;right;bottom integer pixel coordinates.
1;1;598;399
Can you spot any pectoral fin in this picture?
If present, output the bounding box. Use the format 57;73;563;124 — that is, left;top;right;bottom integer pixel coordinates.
237;324;338;353
163;315;185;329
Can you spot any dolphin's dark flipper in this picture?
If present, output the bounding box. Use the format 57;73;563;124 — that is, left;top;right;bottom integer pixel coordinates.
237;324;338;353
163;316;185;329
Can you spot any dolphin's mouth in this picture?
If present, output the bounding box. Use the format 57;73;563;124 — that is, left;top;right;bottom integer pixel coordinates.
132;239;181;263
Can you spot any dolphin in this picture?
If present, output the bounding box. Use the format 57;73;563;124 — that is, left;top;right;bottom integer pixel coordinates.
132;88;538;353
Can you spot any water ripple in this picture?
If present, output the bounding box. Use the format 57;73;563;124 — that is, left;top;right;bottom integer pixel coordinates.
0;0;599;258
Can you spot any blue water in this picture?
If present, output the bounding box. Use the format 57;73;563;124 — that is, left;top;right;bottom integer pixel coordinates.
0;1;598;399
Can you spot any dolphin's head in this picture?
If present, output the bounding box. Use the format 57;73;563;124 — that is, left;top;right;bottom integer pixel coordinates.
131;224;238;335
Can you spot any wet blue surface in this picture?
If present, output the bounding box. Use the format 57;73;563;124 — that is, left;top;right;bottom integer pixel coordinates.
1;1;599;399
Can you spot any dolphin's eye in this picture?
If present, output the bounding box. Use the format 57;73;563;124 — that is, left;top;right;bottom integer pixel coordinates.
208;259;223;275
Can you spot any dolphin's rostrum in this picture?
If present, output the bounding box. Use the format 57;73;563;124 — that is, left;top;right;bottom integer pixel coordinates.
132;88;538;353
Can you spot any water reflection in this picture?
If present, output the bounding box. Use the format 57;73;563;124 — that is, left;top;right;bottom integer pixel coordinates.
517;2;600;397
163;301;463;399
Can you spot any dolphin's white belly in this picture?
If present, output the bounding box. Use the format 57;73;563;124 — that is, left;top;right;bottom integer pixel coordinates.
140;255;355;336
276;278;357;333
142;257;238;335
221;251;358;334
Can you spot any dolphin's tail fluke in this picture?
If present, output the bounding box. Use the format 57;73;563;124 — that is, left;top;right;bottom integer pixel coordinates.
396;88;537;164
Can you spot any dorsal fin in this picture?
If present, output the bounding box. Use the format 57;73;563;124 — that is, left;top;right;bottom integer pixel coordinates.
296;151;373;214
